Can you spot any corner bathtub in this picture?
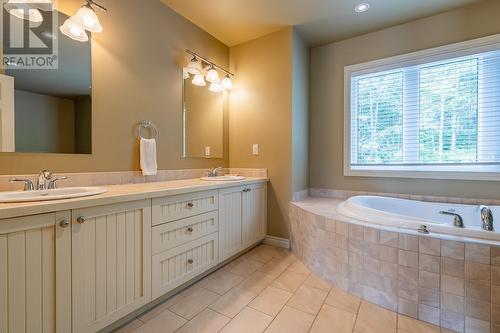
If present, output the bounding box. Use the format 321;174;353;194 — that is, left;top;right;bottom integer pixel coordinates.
337;195;500;242
289;196;500;330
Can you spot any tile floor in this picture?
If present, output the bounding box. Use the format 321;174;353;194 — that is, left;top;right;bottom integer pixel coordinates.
114;244;450;333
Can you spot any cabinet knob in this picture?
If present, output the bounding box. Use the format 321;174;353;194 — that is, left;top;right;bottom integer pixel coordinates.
77;216;86;224
187;227;194;233
59;219;70;228
187;202;194;208
187;259;194;264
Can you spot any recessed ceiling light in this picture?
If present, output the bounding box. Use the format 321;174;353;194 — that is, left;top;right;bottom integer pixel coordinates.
355;3;370;13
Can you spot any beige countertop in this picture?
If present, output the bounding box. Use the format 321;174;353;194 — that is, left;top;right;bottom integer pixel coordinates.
0;177;268;220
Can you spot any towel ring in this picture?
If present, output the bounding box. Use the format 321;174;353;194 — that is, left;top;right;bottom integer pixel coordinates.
136;120;158;139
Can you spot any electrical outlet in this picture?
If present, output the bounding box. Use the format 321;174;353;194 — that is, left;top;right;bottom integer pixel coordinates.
205;146;211;156
252;144;259;155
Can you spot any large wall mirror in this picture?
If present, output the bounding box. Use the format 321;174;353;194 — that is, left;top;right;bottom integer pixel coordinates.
183;75;224;159
0;9;92;154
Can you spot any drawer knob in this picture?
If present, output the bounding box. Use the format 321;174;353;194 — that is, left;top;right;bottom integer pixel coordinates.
187;259;194;264
77;216;86;224
187;227;194;233
59;219;70;228
187;202;194;208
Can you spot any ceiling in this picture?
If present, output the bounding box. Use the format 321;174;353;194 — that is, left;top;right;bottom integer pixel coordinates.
161;0;483;47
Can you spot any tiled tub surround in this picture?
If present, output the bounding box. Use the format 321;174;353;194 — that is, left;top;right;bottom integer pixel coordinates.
309;188;500;207
289;198;500;333
0;168;267;192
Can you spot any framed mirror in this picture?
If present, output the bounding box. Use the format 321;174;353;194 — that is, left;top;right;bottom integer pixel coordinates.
0;9;92;154
182;75;224;159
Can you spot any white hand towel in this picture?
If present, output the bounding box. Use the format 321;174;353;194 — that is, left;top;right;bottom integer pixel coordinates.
140;138;157;176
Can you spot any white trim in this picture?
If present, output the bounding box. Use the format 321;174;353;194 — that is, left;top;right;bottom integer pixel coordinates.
263;235;290;249
344;33;500;181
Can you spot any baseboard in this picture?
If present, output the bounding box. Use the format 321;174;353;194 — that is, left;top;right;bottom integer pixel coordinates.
263;235;290;249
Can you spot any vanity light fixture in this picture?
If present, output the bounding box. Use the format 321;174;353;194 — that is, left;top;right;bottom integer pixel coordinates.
206;65;220;83
186;56;203;75
60;17;89;42
72;2;103;32
60;0;107;42
221;75;233;90
355;3;370;13
192;74;206;87
209;81;223;93
185;49;234;92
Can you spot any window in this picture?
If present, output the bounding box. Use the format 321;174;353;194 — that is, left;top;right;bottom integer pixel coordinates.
345;35;500;180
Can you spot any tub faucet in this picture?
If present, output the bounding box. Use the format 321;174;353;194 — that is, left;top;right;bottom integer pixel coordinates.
480;205;494;231
439;211;464;228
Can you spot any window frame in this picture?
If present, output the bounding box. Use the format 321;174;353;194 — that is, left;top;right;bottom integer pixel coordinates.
344;34;500;181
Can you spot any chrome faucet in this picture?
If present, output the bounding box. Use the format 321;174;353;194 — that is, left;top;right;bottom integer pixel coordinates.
439;211;464;228
9;170;67;191
36;170;53;190
208;167;223;177
9;178;35;191
480;205;494;231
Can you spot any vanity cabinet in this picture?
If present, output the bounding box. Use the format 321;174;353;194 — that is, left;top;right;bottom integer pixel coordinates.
0;180;267;333
219;183;267;261
0;212;72;333
151;191;220;299
242;183;267;247
71;200;152;333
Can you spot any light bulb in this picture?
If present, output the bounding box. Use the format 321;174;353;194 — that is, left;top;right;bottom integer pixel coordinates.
60;18;89;42
192;74;206;87
209;82;223;93
72;5;102;32
355;3;370;12
186;57;202;75
206;66;219;83
221;75;233;90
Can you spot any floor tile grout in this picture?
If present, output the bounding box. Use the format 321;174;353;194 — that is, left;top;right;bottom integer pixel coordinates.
115;245;445;333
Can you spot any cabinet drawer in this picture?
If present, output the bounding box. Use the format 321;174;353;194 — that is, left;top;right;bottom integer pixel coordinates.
152;233;218;299
152;190;218;226
152;211;218;255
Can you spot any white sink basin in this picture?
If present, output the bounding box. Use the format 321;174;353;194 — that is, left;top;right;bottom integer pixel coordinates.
0;187;107;203
200;175;246;181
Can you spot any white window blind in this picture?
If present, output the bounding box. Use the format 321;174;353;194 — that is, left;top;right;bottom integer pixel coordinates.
345;35;500;179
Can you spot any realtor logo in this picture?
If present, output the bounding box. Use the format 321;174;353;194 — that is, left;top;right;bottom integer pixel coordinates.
1;0;58;69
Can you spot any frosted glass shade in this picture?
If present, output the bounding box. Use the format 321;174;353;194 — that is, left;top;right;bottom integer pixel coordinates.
72;5;102;33
187;58;202;75
192;74;206;87
183;68;190;80
60;18;89;42
206;67;219;83
209;82;222;93
221;75;233;90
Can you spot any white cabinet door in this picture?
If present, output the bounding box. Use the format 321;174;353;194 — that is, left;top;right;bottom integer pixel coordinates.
218;186;245;261
242;183;267;247
0;211;72;333
72;200;152;333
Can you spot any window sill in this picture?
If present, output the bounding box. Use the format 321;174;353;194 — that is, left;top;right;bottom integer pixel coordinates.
345;165;500;181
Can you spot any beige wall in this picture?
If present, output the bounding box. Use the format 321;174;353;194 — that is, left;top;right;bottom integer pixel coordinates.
291;29;309;193
229;28;293;238
0;0;229;174
310;0;500;200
